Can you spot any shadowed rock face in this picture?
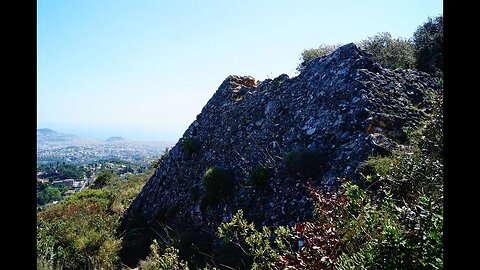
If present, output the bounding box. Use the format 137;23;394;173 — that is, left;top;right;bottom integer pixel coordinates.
118;43;442;264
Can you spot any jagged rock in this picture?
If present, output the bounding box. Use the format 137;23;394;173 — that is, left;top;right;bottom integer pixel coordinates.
119;43;442;263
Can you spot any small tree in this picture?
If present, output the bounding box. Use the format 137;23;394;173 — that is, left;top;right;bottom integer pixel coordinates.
91;171;115;189
358;32;415;69
37;186;65;205
412;15;443;76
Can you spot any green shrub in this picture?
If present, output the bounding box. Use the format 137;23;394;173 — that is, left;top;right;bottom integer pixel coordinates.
217;209;291;270
61;188;114;212
285;149;326;179
37;186;65;205
139;240;189;270
365;156;397;177
203;167;234;200
37;170;150;270
335;180;443;269
413;15;443;76
366;95;443;203
335;182;409;269
109;170;151;214
358;32;416;69
247;165;273;188
37;200;121;269
91;171;116;189
183;137;200;155
335;94;443;269
37;220;58;270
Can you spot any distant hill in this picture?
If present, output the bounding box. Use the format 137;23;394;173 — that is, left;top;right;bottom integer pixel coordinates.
37;128;57;135
106;136;126;142
37;128;78;142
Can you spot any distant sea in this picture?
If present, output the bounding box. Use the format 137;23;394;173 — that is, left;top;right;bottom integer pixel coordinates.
37;122;183;142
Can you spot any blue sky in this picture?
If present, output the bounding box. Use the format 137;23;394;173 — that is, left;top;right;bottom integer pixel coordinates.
37;0;442;141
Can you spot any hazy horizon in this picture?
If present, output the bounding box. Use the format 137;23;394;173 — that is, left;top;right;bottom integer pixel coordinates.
38;1;443;142
37;121;181;142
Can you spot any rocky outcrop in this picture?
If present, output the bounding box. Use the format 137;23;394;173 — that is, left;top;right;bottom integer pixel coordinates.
119;43;442;263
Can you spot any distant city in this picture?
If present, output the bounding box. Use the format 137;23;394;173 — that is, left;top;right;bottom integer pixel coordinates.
36;128;175;207
37;128;175;166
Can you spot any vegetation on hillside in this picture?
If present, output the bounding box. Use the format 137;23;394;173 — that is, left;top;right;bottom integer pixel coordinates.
91;171;116;189
37;169;152;270
135;15;443;269
200;167;234;212
413;15;443;76
37;163;87;180
138;240;189;270
140;92;443;270
358;32;415;69
36;15;443;270
183;137;201;156
37;183;69;205
298;15;443;76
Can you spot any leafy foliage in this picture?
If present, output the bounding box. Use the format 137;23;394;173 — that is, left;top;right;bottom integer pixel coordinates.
37;220;59;270
335;182;409;269
37;170;151;270
277;186;345;269
203;167;234;200
218;210;291;270
37;200;120;269
358;32;416;69
246;165;273;188
91;171;116;189
413;15;443;76
334;94;443;269
297;14;443;76
108;169;152;214
183;137;201;155
200;167;234;212
60;188;114;211
139;240;189;270
37;186;68;205
38;163;87;180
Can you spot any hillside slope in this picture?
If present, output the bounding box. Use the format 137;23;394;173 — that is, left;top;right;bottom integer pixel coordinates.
119;43;442;264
